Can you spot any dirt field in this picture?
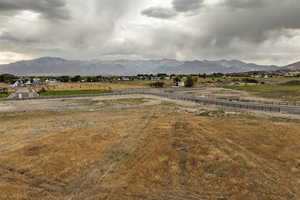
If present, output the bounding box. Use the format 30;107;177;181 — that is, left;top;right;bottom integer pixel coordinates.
1;96;300;200
177;87;287;105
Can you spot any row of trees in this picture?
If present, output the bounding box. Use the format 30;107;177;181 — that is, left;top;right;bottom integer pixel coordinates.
150;76;198;88
0;74;18;83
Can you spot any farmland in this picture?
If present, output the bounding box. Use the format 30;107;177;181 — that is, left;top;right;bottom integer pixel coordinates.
0;95;300;199
39;89;110;96
35;82;153;92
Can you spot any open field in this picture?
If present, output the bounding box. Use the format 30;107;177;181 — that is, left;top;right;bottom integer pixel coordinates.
1;96;300;199
34;82;155;92
40;89;110;96
0;83;9;88
197;77;300;85
223;85;300;101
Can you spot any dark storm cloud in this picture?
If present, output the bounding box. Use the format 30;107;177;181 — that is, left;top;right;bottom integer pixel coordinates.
135;0;300;64
0;0;69;20
141;0;204;19
0;0;141;59
172;0;204;12
141;7;177;19
203;0;300;44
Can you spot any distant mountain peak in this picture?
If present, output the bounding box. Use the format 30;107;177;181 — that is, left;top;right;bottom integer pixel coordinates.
281;60;300;71
35;57;67;62
0;57;280;76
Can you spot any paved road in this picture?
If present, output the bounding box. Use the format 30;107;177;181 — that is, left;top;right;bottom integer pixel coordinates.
2;88;300;115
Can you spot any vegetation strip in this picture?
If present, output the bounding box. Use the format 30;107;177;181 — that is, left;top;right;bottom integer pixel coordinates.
223;85;300;101
0;94;8;98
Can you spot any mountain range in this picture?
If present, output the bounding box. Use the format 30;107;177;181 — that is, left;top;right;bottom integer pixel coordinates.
281;61;300;71
0;57;286;76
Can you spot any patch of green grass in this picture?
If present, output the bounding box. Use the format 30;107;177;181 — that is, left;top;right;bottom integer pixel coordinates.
223;85;300;101
0;94;8;98
40;90;111;96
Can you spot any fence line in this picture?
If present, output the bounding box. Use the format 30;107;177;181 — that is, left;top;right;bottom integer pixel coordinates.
1;89;300;114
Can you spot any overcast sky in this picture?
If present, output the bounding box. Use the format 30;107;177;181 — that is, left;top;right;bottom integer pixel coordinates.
0;0;300;65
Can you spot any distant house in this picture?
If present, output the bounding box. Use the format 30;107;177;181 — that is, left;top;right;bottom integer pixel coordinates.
174;81;185;87
178;81;185;87
11;81;20;88
25;80;32;86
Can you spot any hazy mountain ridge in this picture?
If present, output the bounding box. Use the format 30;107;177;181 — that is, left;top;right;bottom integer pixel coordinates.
0;57;279;76
282;61;300;71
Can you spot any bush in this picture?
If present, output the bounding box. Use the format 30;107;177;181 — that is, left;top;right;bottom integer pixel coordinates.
38;87;47;94
0;74;18;83
150;82;165;88
282;80;300;86
242;78;259;83
0;88;8;94
184;76;195;87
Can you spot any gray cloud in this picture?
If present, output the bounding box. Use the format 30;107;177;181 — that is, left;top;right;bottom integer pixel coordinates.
0;0;69;20
1;0;300;66
203;0;300;44
0;0;142;59
172;0;204;12
222;0;265;9
141;7;177;19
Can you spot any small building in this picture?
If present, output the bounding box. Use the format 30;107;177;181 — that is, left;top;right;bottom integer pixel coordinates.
174;81;185;87
11;81;20;88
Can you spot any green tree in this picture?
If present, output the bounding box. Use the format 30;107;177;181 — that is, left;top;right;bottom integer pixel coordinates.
150;82;165;88
0;74;18;83
58;76;70;82
184;76;195;87
71;75;82;82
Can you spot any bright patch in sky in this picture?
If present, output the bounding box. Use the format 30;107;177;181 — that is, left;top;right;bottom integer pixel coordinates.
0;52;33;64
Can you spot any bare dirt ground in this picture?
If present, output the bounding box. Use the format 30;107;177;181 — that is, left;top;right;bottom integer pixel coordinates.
1;96;300;200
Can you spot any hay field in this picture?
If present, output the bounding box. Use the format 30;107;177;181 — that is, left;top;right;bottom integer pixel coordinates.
35;82;150;92
0;83;9;88
0;97;300;199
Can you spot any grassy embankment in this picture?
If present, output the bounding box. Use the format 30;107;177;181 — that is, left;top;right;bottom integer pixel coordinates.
40;90;111;96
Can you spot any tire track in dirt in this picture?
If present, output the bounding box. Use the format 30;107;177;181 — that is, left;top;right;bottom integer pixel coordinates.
169;120;232;200
193;121;300;199
65;107;160;199
0;164;67;194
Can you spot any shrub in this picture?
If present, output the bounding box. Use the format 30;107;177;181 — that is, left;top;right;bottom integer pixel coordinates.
242;78;259;83
282;80;300;86
150;82;165;88
38;87;47;94
184;76;195;87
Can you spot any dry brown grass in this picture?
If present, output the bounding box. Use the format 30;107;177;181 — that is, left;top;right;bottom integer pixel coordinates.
0;102;300;199
34;82;150;92
0;83;9;88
